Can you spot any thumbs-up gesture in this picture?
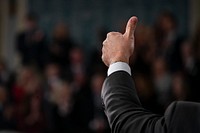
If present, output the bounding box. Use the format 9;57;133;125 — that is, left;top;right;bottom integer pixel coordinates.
102;16;138;66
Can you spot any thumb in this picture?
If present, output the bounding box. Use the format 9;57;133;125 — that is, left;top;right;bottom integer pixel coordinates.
124;16;138;39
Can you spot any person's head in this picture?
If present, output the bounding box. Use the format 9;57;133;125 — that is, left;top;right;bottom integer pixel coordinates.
172;72;188;100
155;11;177;34
181;40;193;59
73;70;86;87
49;80;71;104
45;63;61;78
17;66;41;95
55;81;71;105
17;66;35;85
135;24;147;46
53;22;69;40
69;47;84;64
91;73;105;94
24;12;38;31
152;57;168;77
134;74;154;99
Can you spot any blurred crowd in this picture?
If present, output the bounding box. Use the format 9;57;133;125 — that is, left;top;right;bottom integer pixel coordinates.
0;11;200;133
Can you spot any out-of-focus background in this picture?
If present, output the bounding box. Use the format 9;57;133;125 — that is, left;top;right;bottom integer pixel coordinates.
0;0;200;132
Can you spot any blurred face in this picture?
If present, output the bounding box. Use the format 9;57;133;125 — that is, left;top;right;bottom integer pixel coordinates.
74;72;86;86
70;48;84;64
51;82;71;105
92;74;105;94
181;41;192;58
45;64;60;78
172;74;185;99
153;58;167;76
25;19;37;31
135;25;148;46
160;16;175;33
58;83;71;104
135;75;152;98
18;67;34;85
54;23;69;39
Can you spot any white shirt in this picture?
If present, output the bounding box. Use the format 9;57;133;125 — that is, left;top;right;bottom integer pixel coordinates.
107;62;131;76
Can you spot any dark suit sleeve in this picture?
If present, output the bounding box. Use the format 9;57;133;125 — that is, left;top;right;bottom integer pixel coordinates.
101;71;171;133
102;71;200;133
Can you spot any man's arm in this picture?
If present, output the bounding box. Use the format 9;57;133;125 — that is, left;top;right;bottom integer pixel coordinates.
101;15;200;133
102;69;200;133
101;16;200;133
101;16;171;133
102;63;168;133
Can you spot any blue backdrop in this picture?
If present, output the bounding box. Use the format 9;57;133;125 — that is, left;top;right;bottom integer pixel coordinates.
28;0;189;50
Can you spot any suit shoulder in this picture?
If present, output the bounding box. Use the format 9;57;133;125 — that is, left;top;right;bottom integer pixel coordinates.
165;101;200;133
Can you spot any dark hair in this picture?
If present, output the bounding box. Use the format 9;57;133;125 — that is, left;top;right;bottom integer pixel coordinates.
160;11;178;28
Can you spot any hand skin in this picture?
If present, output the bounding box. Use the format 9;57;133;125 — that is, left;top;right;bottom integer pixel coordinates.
102;16;138;66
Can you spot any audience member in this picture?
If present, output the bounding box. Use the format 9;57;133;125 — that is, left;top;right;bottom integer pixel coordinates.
47;22;75;67
16;13;47;70
131;24;156;75
154;11;182;72
134;73;162;113
180;40;200;101
0;10;197;132
89;73;110;133
152;57;173;109
171;72;188;101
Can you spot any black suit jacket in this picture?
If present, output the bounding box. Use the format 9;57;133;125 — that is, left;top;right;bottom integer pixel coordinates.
101;71;200;133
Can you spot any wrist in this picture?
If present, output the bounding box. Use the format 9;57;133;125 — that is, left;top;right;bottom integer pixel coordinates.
110;58;129;66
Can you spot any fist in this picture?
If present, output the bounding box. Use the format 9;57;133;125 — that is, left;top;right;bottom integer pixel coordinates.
102;16;138;66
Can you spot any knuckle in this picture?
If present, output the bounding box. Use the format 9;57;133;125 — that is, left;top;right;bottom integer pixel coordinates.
107;32;116;36
113;32;121;35
101;55;104;61
107;32;112;37
103;40;107;45
107;32;122;38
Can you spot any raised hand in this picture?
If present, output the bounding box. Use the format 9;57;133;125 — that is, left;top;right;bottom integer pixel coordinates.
102;16;138;66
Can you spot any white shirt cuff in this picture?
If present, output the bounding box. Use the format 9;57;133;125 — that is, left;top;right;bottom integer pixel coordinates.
107;62;131;76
